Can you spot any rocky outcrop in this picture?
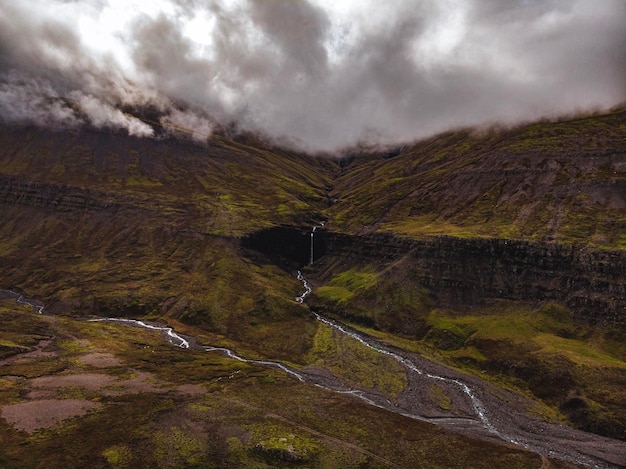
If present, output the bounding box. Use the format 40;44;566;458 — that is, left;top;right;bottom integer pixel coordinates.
317;231;626;324
242;225;326;269
0;177;118;212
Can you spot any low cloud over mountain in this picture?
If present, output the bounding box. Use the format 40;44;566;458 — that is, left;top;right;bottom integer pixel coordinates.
1;0;624;152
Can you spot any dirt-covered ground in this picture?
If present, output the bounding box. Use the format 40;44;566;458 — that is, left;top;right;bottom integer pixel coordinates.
1;344;205;433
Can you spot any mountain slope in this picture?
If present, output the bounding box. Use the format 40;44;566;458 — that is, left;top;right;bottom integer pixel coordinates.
0;125;336;360
0;126;336;236
1;112;625;467
326;109;626;247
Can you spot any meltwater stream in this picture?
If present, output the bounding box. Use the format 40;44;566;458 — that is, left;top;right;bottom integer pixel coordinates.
0;289;45;314
87;318;191;349
294;273;622;469
3;286;622;468
296;272;497;436
296;224;496;439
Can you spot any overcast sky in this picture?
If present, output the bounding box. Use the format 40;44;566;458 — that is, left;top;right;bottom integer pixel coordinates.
0;0;624;153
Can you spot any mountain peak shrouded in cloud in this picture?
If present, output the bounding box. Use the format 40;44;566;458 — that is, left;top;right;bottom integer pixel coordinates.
0;0;624;153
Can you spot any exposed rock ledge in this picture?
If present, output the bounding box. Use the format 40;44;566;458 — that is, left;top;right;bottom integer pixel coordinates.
0;177;119;212
317;231;625;324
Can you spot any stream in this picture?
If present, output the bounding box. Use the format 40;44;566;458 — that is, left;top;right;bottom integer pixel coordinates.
0;290;44;314
234;273;623;468
2;263;624;469
297;269;497;427
87;318;190;349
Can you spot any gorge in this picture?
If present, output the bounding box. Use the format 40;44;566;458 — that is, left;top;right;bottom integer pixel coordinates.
245;225;626;324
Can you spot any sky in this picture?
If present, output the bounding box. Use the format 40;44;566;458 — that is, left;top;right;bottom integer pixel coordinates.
0;0;624;154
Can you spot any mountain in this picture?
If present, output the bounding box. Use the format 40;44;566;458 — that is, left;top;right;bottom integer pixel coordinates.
0;111;625;468
329;108;626;246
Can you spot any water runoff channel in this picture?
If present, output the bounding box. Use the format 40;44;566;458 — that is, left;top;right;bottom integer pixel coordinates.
2;224;622;468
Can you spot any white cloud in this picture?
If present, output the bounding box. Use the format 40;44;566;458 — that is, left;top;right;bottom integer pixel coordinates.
160;108;213;142
0;0;624;153
74;93;154;137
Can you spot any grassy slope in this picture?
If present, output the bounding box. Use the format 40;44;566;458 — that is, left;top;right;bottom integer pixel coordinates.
0;302;559;469
0;126;336;236
1;109;625;465
1;126;534;467
326;109;626;247
0;126;338;360
311;110;626;439
308;258;626;440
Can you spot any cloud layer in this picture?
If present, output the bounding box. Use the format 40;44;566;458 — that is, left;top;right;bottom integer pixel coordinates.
0;0;624;153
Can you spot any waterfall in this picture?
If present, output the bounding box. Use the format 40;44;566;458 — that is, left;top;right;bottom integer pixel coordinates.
309;222;324;265
310;230;314;265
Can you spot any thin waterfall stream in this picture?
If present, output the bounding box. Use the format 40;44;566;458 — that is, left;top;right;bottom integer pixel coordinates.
88;317;191;349
295;271;498;436
309;221;324;265
1;290;44;314
293;222;625;468
297;223;496;434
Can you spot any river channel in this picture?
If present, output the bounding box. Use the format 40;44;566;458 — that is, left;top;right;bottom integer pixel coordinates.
2;272;624;469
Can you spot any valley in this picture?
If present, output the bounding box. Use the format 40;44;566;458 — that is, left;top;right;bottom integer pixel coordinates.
0;109;625;468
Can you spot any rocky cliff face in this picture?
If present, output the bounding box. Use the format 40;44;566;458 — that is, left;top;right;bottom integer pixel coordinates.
316;230;626;324
242;226;327;269
0;177;119;212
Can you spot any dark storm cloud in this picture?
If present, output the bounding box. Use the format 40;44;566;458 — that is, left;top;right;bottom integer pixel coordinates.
0;0;624;152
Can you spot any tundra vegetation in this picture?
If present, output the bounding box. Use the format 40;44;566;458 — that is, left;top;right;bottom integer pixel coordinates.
0;108;624;467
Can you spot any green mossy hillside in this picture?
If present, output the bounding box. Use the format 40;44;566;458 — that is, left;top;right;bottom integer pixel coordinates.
327;109;626;248
309;261;626;441
1;108;625;466
0;126;337;237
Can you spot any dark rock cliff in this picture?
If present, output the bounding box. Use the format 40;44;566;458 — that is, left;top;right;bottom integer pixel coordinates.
317;230;626;324
242;226;328;269
0;177;119;212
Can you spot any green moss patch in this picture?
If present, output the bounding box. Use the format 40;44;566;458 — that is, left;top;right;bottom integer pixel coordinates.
316;268;378;303
306;323;407;398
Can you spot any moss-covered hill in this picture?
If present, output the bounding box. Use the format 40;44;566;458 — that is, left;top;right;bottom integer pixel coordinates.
0;125;336;340
0;126;336;236
303;110;626;442
1;109;625;467
327;108;626;247
0;300;559;469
